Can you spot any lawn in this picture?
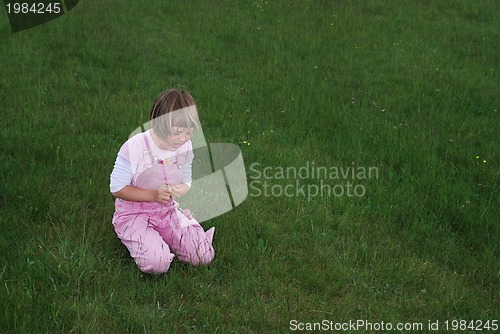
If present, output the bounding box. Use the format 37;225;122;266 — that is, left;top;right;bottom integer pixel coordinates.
1;0;498;332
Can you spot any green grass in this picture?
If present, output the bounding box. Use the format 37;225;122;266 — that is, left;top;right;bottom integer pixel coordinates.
1;0;498;332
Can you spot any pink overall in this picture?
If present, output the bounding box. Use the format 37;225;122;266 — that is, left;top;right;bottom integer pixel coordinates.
112;132;215;274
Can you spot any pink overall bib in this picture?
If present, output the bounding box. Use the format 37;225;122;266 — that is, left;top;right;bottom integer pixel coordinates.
112;133;215;274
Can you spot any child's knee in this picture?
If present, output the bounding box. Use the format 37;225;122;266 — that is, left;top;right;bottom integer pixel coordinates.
137;253;174;274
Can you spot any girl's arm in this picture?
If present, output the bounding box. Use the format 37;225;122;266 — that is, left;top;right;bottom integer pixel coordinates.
112;185;171;204
170;143;194;198
110;155;171;204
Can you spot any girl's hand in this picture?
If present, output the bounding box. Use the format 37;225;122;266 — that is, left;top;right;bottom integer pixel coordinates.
154;184;171;204
170;184;190;198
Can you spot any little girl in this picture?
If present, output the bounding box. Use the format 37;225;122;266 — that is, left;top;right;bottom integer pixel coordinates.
110;89;215;274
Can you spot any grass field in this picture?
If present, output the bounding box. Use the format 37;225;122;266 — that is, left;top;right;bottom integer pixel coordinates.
1;0;499;332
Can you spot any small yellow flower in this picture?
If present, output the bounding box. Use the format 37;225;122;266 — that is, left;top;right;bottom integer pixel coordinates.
247;142;251;146
483;160;486;163
476;156;479;159
243;140;247;144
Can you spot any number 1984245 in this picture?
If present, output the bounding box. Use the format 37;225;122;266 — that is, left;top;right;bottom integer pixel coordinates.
5;2;62;14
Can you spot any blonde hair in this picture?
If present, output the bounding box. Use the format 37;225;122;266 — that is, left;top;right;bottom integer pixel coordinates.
149;89;200;137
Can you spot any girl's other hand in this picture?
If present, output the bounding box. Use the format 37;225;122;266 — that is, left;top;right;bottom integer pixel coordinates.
170;184;190;198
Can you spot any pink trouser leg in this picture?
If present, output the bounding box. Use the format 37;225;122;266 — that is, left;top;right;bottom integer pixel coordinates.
113;213;175;274
158;211;215;266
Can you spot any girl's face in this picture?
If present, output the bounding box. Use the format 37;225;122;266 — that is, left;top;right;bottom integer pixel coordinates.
163;126;193;150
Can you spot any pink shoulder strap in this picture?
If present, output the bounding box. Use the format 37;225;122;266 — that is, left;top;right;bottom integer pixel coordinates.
143;131;152;151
